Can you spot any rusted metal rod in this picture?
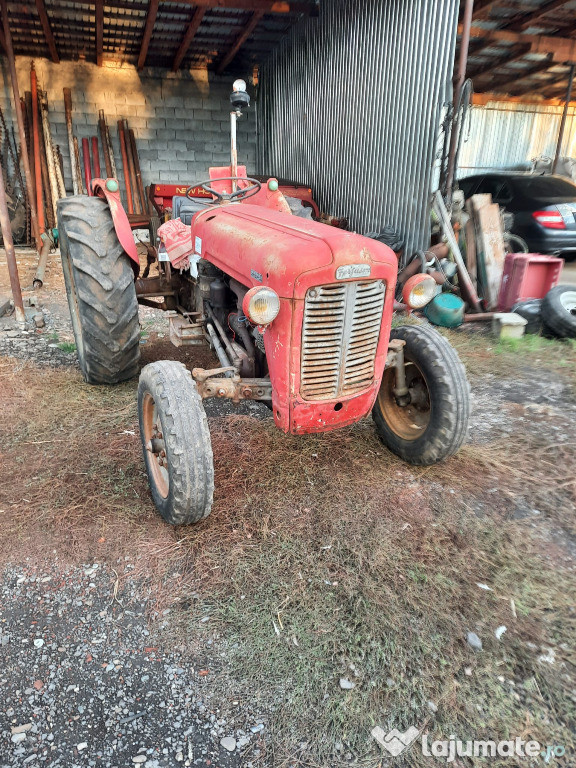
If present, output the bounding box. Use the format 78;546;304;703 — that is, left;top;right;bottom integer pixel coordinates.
552;63;575;175
63;88;80;195
446;0;474;202
0;162;25;324
91;135;101;177
123;119;141;214
99;110;113;178
129;128;146;213
30;64;45;234
1;3;41;250
73;137;84;194
82;137;92;195
117;119;134;213
39;90;60;222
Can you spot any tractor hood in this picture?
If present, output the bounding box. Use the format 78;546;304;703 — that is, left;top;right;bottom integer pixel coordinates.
191;204;397;297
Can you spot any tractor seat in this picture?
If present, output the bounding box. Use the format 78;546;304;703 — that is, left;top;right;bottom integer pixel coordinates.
172;195;207;226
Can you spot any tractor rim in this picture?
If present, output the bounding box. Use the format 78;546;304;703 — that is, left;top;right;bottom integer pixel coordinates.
559;290;576;315
377;357;431;441
142;393;169;498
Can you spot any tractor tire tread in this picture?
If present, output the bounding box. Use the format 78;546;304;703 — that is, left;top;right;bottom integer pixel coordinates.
57;196;140;384
373;323;470;465
138;361;214;525
541;285;576;339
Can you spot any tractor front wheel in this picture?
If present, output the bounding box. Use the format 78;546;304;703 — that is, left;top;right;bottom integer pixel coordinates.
138;361;214;525
373;324;470;465
57;196;140;384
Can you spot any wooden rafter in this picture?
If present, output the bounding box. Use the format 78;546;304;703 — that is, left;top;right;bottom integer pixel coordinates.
172;6;206;72
95;0;104;65
471;0;495;20
164;0;316;14
35;0;60;63
513;0;572;31
470;43;531;79
137;0;160;71
463;24;576;63
216;10;263;74
509;68;570;96
487;56;554;92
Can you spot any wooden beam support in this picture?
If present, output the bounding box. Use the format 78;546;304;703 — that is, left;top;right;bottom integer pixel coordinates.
470;43;531;79
35;0;59;63
463;23;576;63
95;0;104;66
485;56;554;92
216;10;263;74
471;0;495;20
163;0;317;14
514;0;572;31
172;6;205;72
138;0;160;71
509;68;571;96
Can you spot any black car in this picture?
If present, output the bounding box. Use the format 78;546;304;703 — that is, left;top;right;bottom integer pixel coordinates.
458;173;576;261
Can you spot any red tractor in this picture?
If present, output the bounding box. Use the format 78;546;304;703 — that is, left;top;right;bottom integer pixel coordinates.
57;80;470;526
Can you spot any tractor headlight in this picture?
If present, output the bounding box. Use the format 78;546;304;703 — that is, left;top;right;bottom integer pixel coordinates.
233;79;247;93
243;286;280;326
403;274;437;309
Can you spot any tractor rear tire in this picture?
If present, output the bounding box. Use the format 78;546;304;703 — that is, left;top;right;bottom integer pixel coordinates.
541;285;576;339
373;324;470;465
57;196;140;384
138;361;214;526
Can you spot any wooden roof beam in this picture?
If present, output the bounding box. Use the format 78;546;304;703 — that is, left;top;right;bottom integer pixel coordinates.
508;69;570;96
513;0;572;31
171;6;206;71
216;10;263;74
35;0;59;63
486;56;554;92
470;42;531;79
163;0;317;14
471;0;496;20
137;0;160;70
463;23;576;63
95;0;104;65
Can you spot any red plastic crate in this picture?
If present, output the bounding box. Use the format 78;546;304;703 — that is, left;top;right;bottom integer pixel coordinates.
497;253;564;312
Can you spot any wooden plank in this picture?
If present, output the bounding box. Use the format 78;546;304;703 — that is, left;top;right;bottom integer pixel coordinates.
216;10;263;75
35;0;59;63
137;0;160;71
468;194;506;310
171;6;205;72
95;0;104;66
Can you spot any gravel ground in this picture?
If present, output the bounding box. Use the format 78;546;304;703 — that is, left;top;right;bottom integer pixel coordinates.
0;561;271;768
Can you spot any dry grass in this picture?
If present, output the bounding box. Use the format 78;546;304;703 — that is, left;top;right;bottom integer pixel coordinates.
1;347;575;767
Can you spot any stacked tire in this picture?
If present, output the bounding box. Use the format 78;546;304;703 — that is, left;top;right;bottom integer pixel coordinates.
541;286;576;340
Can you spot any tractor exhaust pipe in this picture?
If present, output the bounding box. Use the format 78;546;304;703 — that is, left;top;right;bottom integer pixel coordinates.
229;79;250;193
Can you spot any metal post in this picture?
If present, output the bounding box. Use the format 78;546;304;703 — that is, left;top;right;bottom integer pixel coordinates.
552;64;575;175
445;0;474;203
31;65;45;232
230;110;238;192
0;162;25;325
1;0;42;250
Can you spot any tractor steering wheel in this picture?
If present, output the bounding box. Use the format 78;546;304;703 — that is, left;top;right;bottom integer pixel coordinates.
186;177;262;205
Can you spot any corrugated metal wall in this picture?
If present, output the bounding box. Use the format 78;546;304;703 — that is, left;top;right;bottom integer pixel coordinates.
458;101;576;176
256;0;459;254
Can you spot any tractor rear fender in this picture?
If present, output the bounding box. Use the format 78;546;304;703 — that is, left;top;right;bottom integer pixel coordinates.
92;178;140;276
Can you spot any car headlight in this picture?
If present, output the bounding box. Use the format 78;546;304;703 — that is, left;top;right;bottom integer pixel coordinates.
402;274;437;309
242;286;280;326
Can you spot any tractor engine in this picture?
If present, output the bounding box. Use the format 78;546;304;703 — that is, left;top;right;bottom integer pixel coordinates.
179;202;399;435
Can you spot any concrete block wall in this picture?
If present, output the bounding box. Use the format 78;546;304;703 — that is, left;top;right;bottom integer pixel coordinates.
0;58;257;203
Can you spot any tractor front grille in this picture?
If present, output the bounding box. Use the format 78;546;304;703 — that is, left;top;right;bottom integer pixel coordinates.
300;280;386;401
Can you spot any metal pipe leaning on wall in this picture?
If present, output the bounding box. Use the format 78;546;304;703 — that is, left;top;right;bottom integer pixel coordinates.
91;136;101;178
1;3;41;251
39;89;62;222
123;119;140;214
82;137;92;194
117;120;133;214
64;88;80;195
0;160;25;324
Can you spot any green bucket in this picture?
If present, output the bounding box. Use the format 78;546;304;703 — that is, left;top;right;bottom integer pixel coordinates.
423;293;465;328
